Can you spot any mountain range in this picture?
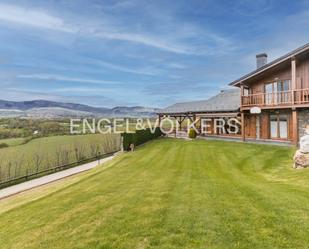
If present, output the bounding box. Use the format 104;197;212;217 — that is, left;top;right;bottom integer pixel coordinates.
0;100;161;118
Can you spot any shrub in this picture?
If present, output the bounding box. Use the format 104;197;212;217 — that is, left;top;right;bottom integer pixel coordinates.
188;128;197;139
122;127;162;151
0;143;9;148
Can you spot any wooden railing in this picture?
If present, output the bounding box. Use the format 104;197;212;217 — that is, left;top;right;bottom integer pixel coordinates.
242;89;309;107
294;88;309;104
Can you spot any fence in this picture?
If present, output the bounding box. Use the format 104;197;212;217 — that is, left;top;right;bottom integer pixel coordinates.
0;151;118;189
0;133;122;188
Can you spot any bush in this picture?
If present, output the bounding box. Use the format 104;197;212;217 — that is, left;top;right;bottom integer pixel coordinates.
0;143;9;148
122;127;162;151
188;128;197;139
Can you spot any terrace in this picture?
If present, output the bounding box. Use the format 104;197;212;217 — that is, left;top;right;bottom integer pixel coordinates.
241;88;309;108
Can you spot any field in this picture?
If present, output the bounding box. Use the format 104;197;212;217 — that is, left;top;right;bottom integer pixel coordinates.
0;139;308;249
0;137;26;146
0;133;121;183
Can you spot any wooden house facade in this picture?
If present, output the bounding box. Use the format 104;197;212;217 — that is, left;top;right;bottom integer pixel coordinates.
230;43;309;145
158;43;309;146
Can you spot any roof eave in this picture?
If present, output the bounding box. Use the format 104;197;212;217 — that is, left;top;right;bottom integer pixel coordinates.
229;43;309;87
156;108;240;115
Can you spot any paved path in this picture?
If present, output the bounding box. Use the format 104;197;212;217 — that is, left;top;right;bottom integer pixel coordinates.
0;154;115;200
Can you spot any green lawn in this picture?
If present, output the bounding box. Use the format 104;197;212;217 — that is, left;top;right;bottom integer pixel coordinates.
0;138;308;249
0;137;26;147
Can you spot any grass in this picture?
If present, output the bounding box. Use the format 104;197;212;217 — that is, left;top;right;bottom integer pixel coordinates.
0;133;121;183
0;138;308;249
0;137;26;147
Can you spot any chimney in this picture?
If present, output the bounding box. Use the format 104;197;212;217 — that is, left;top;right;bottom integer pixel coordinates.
256;53;267;69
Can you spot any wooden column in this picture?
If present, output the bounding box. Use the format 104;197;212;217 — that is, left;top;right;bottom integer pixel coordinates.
158;115;161;127
292;109;298;146
240;84;244;106
291;57;296;104
179;117;182;130
241;112;245;142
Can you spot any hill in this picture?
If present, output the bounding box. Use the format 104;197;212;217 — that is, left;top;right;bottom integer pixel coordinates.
0;100;160;118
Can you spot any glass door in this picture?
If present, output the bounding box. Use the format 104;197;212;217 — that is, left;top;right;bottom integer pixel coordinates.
265;83;274;105
279;115;288;139
270;115;278;138
265;80;291;105
270;114;288;139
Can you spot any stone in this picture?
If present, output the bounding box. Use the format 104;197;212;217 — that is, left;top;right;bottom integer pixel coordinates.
299;134;309;153
293;150;309;169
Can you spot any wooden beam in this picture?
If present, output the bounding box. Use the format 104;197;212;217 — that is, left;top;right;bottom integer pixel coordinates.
241;112;245;142
186;114;194;123
292;109;298;146
240;84;244;106
179;116;186;130
197;112;239;118
158;115;161;128
291;57;296;105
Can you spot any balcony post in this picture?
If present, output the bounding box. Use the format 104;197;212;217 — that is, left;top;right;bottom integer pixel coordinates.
241;111;245;142
240;84;244;106
292;109;298;146
291;57;296;104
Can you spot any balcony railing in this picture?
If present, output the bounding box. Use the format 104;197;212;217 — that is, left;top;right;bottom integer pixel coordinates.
241;89;309;107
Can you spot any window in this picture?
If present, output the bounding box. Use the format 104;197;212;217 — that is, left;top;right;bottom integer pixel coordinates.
264;80;291;104
277;80;291;103
270;114;288;139
265;82;274;104
243;88;251;96
278;80;290;92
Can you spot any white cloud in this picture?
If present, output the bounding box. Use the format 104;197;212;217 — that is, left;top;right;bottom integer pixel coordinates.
49;87;113;93
0;3;218;55
96;60;161;76
0;3;76;33
17;74;121;85
0;3;191;54
93;31;195;54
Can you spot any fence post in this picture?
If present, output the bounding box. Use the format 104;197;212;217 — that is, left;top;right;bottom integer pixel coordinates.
120;136;124;152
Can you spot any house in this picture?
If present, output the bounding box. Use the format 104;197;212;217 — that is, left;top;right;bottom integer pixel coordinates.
157;89;242;138
158;43;309;146
230;43;309;145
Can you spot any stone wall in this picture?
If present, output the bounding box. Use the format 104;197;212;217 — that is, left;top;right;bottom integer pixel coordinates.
298;109;309;139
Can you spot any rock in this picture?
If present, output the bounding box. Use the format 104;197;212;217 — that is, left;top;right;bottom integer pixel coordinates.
293;150;309;169
299;134;309;153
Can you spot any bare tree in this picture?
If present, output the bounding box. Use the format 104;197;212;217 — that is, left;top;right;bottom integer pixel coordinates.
0;165;2;182
90;143;100;157
7;162;12;181
61;148;70;165
55;147;62;166
33;152;43;173
12;154;24;179
74;143;86;161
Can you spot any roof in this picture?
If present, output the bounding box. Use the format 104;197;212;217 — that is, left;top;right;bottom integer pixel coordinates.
229;43;309;86
157;89;240;114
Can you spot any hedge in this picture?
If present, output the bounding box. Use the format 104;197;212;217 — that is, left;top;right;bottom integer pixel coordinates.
122;127;162;151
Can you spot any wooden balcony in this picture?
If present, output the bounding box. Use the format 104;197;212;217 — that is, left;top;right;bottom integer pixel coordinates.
241;89;309;108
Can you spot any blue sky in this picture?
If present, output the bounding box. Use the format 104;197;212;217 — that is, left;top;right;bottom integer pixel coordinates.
0;0;308;108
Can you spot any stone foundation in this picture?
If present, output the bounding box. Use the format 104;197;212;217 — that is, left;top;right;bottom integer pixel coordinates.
298;109;309;139
293;150;309;169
